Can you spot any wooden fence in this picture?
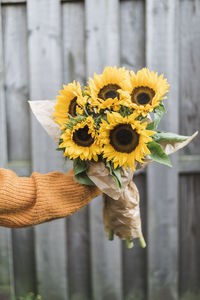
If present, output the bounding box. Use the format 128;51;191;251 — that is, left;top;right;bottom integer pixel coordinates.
0;0;200;299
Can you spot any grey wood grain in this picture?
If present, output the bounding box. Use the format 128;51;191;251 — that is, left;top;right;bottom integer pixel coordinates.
62;2;86;84
179;155;200;174
85;1;122;300
85;0;120;75
1;0;85;2
0;228;13;300
27;0;69;299
12;228;36;297
179;174;200;300
0;3;7;169
3;4;30;162
146;1;179;300
179;0;200;155
1;0;26;3
62;3;91;300
122;174;147;300
0;2;13;299
67;207;91;300
120;0;145;71
120;2;147;300
2;3;36;297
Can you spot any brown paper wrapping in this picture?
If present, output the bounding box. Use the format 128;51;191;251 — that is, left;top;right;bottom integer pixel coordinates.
86;161;133;200
87;162;142;239
103;180;142;239
29;100;198;242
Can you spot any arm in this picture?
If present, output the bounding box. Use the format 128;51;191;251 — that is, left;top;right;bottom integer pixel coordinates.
0;168;101;228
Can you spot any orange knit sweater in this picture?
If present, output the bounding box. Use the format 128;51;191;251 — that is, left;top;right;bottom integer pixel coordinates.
0;168;101;228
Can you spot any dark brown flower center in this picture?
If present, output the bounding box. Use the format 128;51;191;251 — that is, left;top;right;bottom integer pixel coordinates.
98;84;121;100
73;125;94;147
110;124;139;153
69;97;77;117
131;86;155;106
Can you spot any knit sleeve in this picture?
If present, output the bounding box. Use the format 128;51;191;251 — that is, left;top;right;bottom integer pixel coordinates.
0;168;101;228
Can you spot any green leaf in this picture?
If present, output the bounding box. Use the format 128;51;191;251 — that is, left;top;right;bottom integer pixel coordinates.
112;168;122;191
73;158;95;186
147;103;166;130
152;132;189;143
148;141;172;167
147;110;163;130
106;162;122;191
158;102;166;113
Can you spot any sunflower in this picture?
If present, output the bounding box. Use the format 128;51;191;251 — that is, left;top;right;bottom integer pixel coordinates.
59;116;101;161
99;112;155;170
53;81;86;130
126;68;169;117
88;66;130;111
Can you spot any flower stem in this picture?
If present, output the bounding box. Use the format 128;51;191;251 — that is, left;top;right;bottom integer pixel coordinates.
126;237;134;248
108;228;114;240
138;236;146;248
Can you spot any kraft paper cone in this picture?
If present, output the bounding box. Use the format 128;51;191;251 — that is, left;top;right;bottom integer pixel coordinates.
103;180;142;239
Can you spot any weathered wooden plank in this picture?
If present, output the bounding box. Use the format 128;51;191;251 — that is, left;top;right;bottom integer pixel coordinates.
1;0;26;3
67;207;91;300
85;1;122;300
3;4;30;162
2;4;37;297
179;0;200;155
179;155;200;174
179;2;200;299
146;1;179;300
62;2;85;84
62;3;91;300
122;174;147;300
120;1;147;300
0;2;13;299
1;0;85;3
179;174;200;300
1;0;135;5
62;0;84;2
86;0;120;75
1;0;84;3
12;228;36;297
0;229;12;300
120;0;145;71
27;1;68;299
7;160;31;177
0;3;7;169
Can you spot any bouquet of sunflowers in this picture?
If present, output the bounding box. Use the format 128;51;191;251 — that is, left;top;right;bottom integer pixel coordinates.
29;66;197;248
